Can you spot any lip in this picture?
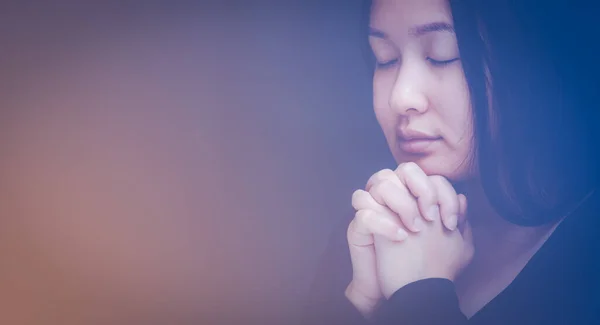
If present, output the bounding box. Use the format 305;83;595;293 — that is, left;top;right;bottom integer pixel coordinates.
397;130;442;153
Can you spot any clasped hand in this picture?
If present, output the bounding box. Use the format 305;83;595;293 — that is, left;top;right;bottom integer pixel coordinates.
345;162;474;317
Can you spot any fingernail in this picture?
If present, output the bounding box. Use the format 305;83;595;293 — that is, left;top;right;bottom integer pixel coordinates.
413;218;425;232
428;205;440;221
447;215;458;231
396;228;408;240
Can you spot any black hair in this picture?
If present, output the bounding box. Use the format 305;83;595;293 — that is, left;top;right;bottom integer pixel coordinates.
364;0;600;226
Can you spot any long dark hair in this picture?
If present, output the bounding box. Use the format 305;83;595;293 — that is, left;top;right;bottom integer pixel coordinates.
363;0;600;226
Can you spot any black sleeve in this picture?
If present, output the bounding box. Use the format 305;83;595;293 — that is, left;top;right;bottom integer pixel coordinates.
302;288;370;325
371;278;468;325
302;214;370;325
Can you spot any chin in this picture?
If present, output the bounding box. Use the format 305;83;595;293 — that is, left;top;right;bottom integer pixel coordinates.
394;152;474;183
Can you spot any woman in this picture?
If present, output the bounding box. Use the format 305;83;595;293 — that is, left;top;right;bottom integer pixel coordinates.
306;0;600;324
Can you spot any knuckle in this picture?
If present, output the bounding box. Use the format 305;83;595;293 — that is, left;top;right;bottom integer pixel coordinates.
351;190;362;207
428;175;452;193
369;179;398;201
377;168;396;178
355;209;371;222
352;189;364;201
354;210;376;229
398;209;416;222
377;178;396;191
352;189;371;209
347;219;359;238
369;181;386;196
397;162;419;174
368;169;395;185
420;184;437;198
427;174;445;184
442;200;460;215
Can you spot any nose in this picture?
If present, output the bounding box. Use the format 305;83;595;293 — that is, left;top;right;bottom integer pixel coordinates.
388;62;429;116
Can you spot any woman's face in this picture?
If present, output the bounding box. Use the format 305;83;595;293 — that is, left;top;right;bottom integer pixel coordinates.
370;0;475;181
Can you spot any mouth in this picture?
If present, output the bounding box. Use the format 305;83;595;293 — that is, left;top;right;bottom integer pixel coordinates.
396;130;442;154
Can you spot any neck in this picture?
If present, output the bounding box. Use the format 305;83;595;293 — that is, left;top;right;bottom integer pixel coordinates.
456;178;560;256
452;178;563;318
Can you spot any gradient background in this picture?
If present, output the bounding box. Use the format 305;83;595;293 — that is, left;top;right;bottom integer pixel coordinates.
0;1;395;324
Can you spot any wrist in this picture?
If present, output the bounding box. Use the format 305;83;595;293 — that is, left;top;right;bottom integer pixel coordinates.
345;282;381;318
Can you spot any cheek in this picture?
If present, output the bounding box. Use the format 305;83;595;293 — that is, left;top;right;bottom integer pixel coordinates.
372;73;389;109
444;107;473;145
439;75;474;143
373;104;397;148
372;75;395;136
426;75;476;179
374;111;395;151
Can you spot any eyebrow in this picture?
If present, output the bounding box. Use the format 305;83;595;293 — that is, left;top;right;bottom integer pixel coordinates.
369;22;455;39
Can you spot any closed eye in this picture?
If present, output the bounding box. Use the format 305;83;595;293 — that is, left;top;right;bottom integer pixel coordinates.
427;57;460;67
376;59;398;68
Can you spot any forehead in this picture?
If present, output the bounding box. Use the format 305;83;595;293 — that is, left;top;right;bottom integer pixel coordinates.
370;0;453;32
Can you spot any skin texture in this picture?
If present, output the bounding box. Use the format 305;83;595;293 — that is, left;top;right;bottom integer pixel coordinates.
346;0;477;317
370;0;475;182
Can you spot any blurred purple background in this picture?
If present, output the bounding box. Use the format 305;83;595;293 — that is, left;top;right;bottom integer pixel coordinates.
0;2;395;324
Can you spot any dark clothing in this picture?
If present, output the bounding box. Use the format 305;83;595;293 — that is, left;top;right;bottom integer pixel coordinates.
305;193;600;324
